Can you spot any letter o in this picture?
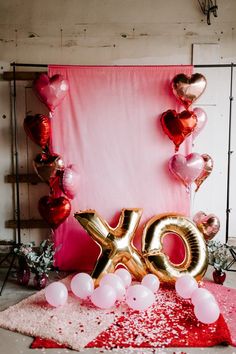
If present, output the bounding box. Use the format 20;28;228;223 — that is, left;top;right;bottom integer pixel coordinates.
142;214;208;283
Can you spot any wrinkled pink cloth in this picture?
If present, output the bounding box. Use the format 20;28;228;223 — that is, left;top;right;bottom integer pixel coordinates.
49;65;193;271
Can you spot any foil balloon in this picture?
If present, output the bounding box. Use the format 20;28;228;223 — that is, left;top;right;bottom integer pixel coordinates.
195;154;213;192
33;73;69;112
193;211;220;241
38;195;71;229
172;73;207;109
160;109;197;152
60;164;80;199
33;152;64;186
74;208;147;287
192;108;208;140
169;153;204;188
142;214;208;283
23;114;51;150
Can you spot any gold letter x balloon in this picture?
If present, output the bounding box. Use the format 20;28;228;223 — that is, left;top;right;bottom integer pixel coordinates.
74;208;147;286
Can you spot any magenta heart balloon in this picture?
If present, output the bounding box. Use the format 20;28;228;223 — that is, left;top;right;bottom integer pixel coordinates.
33;73;69;112
169;153;204;187
192;108;208;140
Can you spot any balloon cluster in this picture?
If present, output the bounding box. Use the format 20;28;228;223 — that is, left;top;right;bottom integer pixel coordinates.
161;73;207;152
46;269;159;311
160;73;213;193
160;72;220;239
45;271;220;325
175;274;220;324
23;74;79;229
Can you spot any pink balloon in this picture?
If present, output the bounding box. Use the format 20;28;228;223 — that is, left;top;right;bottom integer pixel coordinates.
194;299;220;324
175;274;198;299
191;288;216;307
126;284;155;311
115;268;132;288
192;108;207;140
169;153;204;188
100;273;125;300
33;73;69;112
71;273;94;299
61;164;79;199
91;284;116;309
45;282;68;307
141;274;160;293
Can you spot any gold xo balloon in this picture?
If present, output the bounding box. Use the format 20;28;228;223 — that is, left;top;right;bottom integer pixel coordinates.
74;208;147;286
142;213;208;283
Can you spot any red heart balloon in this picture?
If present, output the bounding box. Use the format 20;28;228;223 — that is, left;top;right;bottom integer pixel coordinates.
171;73;207;109
161;109;197;151
24;114;51;149
33;73;69;112
38;196;71;229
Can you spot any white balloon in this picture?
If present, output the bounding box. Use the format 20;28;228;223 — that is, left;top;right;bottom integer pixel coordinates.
115;268;132;288
175;274;198;299
71;273;94;299
194;299;220;324
91;285;116;309
126;284;155;311
191;288;216;306
45;282;68;307
100;273;126;300
141;274;160;293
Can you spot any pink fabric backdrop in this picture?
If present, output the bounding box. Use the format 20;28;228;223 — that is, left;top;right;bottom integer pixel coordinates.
49;65;193;271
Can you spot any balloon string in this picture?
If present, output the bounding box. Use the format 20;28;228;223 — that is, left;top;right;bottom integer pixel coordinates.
186;185;190;194
190;185;197;217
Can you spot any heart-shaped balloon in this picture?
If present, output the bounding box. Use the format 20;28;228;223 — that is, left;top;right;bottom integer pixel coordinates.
33;153;64;186
60;164;80;199
23;114;51;149
169;153;204;188
172;73;207;109
161;109;197;151
33;73;69;112
193;211;220;241
38;195;71;229
192;108;208;140
195;154;214;192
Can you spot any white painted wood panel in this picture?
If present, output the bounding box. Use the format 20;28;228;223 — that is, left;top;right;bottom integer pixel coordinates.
192;67;232;241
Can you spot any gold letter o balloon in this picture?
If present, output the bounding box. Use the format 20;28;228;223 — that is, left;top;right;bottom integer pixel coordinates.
142;214;208;283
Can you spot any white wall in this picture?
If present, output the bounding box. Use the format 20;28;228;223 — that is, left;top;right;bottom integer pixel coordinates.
0;0;236;245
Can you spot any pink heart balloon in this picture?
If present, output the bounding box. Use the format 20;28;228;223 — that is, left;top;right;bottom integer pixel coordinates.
193;211;220;241
33;73;69;112
192;108;208;140
60;164;80;199
169;153;204;188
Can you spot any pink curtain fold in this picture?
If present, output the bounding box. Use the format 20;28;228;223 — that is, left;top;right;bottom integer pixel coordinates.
49;65;193;271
